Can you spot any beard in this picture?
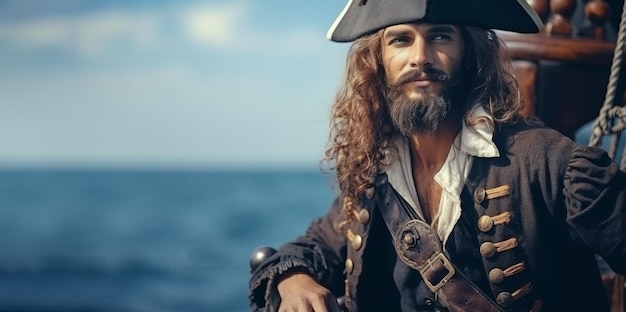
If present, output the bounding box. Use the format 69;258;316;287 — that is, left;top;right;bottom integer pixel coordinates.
385;67;465;136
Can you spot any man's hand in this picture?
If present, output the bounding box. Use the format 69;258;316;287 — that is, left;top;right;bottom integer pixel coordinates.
276;272;341;312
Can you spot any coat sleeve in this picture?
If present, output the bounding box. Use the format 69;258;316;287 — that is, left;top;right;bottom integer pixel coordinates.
564;144;626;275
248;196;348;312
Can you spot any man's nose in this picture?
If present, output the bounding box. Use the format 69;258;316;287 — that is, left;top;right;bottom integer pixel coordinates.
409;38;433;68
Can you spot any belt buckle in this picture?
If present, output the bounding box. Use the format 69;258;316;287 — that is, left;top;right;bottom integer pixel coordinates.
419;252;456;293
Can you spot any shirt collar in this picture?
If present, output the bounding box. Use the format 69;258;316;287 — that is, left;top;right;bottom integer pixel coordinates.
459;106;500;158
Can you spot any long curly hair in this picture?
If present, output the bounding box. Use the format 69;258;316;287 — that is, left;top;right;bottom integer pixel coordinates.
322;26;524;226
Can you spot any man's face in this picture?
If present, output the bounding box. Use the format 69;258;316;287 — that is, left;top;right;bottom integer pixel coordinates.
381;22;466;135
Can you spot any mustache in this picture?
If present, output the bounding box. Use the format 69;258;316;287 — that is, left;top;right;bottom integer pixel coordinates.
391;68;449;87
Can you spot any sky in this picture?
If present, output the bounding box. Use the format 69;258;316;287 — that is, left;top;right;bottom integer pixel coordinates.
0;0;352;169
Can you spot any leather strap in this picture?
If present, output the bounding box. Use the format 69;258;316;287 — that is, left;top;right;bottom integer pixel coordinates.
374;174;503;312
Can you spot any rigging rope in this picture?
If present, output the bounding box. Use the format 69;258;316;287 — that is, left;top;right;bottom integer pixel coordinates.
588;0;626;170
586;4;626;307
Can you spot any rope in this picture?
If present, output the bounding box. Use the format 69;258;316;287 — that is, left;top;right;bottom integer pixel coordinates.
588;0;626;170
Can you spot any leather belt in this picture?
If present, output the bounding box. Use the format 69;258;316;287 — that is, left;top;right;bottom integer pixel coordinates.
374;174;503;312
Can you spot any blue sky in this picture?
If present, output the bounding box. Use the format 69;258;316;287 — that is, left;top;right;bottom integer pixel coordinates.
0;0;351;169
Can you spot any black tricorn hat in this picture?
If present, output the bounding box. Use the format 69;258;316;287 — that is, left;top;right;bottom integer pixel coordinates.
327;0;544;42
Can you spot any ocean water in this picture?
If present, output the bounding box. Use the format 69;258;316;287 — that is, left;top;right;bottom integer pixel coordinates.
0;169;336;312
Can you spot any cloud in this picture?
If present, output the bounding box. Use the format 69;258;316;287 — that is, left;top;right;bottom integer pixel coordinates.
178;2;328;55
0;1;328;59
0;10;159;57
180;2;250;48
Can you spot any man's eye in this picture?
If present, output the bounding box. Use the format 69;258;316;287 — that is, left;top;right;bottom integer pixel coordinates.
390;37;410;44
431;34;451;41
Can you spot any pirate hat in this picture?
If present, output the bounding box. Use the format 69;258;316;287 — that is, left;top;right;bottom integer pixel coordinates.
327;0;544;42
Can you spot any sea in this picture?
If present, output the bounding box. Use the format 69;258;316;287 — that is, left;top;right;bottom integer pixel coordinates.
0;168;337;312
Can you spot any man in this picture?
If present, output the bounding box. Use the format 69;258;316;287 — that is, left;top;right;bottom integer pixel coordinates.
249;0;626;311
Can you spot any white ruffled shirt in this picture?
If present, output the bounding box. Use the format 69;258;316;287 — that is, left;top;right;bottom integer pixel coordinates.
383;107;500;247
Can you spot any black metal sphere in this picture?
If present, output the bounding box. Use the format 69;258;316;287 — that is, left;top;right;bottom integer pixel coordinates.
249;245;277;272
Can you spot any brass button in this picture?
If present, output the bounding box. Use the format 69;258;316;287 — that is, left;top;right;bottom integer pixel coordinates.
345;258;354;274
402;231;418;248
480;242;496;258
351;235;363;251
488;268;505;284
358;209;370;224
477;215;494;232
474;187;486;203
365;187;375;199
496;292;513;307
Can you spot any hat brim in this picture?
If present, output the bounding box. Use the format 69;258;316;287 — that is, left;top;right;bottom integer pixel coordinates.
327;0;544;42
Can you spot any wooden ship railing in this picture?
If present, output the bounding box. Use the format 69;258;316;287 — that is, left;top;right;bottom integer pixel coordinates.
499;0;617;139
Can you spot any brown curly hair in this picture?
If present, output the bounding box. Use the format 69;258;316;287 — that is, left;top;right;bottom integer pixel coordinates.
322;26;525;226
